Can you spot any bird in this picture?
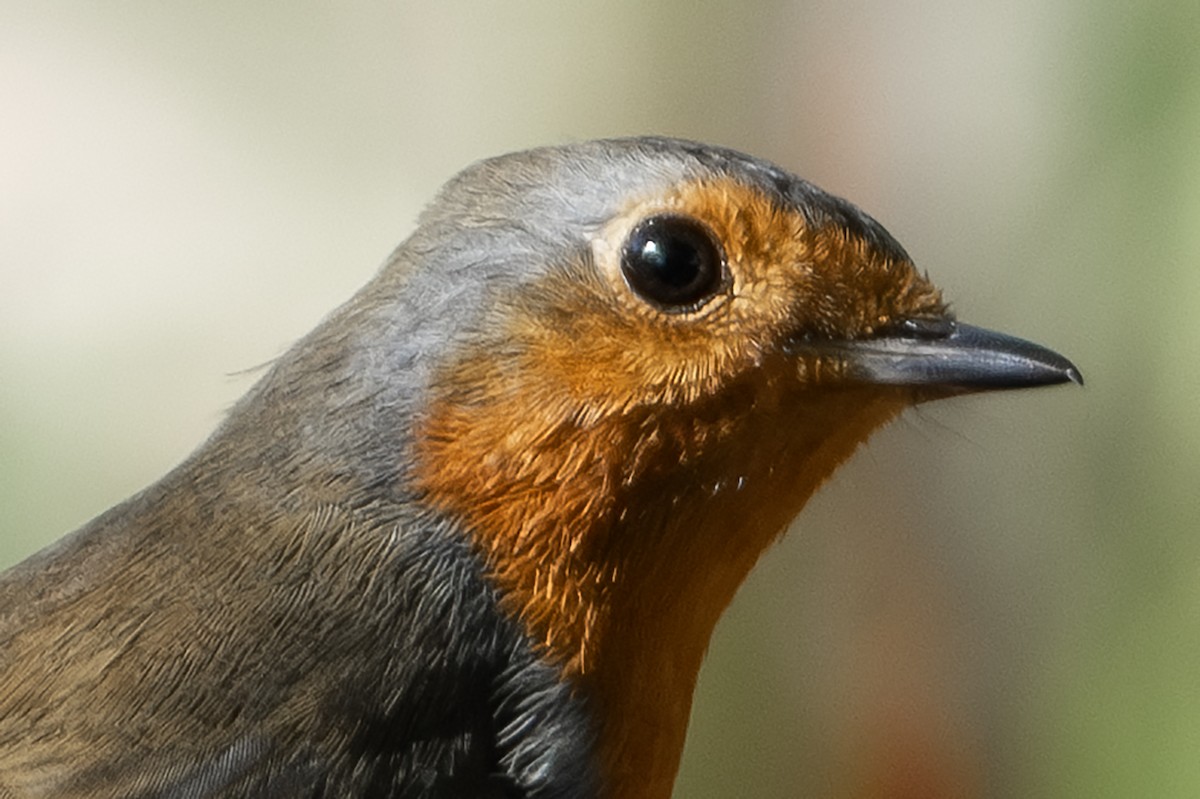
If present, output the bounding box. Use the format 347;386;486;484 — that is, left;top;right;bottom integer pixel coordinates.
0;137;1081;799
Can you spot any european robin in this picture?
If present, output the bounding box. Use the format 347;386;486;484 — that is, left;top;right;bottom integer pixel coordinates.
0;137;1080;798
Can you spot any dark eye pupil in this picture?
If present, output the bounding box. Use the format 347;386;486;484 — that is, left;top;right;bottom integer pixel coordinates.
621;216;725;311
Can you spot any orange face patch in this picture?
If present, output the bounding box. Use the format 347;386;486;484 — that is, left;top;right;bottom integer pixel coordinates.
412;173;945;668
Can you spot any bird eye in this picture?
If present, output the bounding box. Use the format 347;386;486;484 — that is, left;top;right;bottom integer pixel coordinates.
620;215;726;312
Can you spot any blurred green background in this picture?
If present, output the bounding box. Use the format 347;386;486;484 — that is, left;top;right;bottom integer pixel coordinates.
1;2;1197;796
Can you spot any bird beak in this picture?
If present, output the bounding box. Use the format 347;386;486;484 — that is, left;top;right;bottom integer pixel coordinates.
814;319;1083;396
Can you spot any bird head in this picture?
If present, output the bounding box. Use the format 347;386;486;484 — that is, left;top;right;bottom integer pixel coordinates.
282;137;1079;796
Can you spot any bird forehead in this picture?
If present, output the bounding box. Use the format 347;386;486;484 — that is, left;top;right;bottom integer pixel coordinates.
427;138;802;240
424;137;909;294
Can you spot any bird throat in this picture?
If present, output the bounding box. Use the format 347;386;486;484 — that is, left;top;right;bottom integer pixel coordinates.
414;358;908;798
